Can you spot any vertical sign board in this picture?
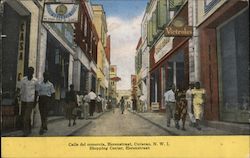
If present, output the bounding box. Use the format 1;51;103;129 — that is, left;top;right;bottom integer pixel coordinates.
17;21;26;81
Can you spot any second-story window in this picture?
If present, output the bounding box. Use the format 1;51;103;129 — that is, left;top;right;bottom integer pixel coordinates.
84;17;88;37
81;14;83;31
85;43;88;53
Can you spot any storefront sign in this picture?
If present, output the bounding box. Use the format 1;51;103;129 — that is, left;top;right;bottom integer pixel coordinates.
43;3;79;23
165;17;193;37
17;21;26;79
154;37;173;63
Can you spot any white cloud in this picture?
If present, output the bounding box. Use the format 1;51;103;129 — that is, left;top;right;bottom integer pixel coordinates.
107;13;143;90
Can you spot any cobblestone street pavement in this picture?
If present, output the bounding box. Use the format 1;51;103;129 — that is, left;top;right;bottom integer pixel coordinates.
73;108;171;136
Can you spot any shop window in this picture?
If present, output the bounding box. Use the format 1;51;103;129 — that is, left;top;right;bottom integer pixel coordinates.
169;0;185;15
218;9;249;121
157;0;168;29
166;51;185;90
84;17;87;37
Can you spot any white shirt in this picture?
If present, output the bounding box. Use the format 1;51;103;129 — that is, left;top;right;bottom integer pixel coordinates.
96;96;102;102
20;76;38;102
83;94;90;103
77;95;84;105
164;89;176;103
16;80;21;89
88;91;97;100
139;95;147;105
37;81;55;97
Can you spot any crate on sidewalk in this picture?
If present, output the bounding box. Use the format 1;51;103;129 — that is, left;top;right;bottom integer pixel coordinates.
151;102;160;111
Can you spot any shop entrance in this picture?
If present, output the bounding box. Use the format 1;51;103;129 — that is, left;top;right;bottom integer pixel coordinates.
217;9;249;123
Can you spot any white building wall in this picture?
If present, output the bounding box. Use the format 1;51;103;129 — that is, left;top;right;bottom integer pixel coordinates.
73;60;81;91
20;1;39;72
37;25;47;81
188;0;200;82
68;54;74;89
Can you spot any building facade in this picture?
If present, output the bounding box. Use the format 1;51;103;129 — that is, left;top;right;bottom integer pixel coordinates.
196;0;249;122
145;0;187;111
137;0;249;124
92;4;109;98
1;0;44;130
109;65;118;106
1;0;106;131
74;0;99;93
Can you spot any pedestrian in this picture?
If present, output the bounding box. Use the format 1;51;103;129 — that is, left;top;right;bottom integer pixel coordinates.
37;72;55;135
175;88;187;130
110;99;115;113
88;89;97;116
101;97;107;112
164;84;179;129
96;94;102;113
76;91;84;119
119;96;125;114
132;98;137;112
65;84;77;126
139;94;147;113
20;67;38;136
83;91;90;119
186;83;196;127
15;73;22;129
192;82;206;130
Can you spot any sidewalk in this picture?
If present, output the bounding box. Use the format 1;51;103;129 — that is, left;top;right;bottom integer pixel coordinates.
1;112;105;137
130;111;250;135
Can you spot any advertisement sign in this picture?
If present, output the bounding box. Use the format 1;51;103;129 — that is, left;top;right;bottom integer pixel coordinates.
154;37;173;63
165;17;193;37
43;3;79;23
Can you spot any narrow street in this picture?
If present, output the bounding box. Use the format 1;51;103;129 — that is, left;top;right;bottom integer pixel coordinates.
74;108;170;136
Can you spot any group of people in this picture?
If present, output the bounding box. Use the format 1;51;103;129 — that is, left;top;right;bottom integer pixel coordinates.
65;87;106;127
17;66;107;136
17;67;55;136
164;82;205;131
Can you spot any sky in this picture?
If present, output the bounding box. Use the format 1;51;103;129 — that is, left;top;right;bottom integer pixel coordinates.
91;0;148;90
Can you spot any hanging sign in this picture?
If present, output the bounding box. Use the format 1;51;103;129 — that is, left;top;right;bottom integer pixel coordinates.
165;17;193;37
42;3;79;23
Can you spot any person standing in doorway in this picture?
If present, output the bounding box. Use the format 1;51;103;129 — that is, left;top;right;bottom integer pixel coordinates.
139;94;147;113
37;72;55;135
20;67;38;136
96;94;102;113
192;82;206;130
88;89;97;116
186;83;196;127
164;84;179;129
132;98;137;113
76;91;84;119
65;84;77;126
119;96;125;114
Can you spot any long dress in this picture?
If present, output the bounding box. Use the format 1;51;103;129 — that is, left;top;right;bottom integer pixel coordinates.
191;88;205;120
